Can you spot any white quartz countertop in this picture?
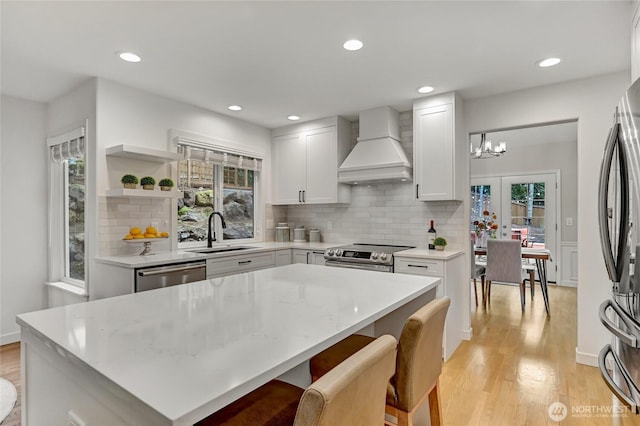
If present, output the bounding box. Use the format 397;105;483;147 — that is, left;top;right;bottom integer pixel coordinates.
17;264;439;425
395;248;464;260
95;241;337;268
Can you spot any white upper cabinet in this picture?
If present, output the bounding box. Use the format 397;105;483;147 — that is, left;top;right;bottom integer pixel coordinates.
272;116;351;205
413;92;466;201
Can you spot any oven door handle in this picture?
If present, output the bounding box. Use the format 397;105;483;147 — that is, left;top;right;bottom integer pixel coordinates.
325;260;392;272
599;344;640;414
599;299;640;348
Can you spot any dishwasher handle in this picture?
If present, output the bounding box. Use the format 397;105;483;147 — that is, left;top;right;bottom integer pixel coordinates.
137;262;205;277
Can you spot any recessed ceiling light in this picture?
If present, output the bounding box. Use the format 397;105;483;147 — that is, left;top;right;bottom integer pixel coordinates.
228;105;242;111
117;51;141;63
418;86;434;94
537;57;561;68
287;115;300;121
343;39;363;51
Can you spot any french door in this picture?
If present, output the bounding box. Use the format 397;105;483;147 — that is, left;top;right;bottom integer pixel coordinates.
471;173;557;282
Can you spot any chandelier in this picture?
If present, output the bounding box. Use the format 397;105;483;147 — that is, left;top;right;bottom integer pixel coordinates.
470;133;506;159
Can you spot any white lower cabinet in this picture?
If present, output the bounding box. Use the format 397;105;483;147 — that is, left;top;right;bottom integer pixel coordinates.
394;253;466;361
292;249;326;265
206;251;276;279
275;249;292;266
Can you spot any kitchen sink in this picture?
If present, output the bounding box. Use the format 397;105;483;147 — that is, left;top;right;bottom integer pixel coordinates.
188;246;256;254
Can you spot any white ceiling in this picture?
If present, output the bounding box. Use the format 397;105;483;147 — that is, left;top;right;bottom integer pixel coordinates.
0;1;631;129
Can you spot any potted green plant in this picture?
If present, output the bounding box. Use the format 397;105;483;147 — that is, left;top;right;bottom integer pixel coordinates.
433;237;447;251
158;178;174;191
121;174;138;189
140;176;156;190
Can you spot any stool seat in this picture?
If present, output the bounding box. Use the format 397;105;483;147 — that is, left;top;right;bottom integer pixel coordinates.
197;334;397;426
310;334;375;381
196;380;303;426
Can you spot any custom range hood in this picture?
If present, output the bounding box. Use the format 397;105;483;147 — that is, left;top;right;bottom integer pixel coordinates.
338;106;412;184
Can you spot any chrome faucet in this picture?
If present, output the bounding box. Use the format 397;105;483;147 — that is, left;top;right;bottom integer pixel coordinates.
207;211;227;247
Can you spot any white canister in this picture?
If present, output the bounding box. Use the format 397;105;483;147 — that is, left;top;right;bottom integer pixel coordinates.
275;223;290;242
293;226;307;243
309;228;321;242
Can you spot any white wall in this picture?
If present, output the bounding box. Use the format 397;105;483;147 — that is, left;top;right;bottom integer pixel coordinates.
92;79;273;298
464;71;629;365
1;95;48;343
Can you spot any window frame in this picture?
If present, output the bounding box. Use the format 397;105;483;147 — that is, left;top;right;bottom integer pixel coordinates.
169;129;263;250
48;127;87;290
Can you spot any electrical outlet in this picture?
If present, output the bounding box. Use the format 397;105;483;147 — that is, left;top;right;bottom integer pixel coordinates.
327;221;332;231
68;410;86;426
151;221;159;229
266;219;274;229
566;217;574;226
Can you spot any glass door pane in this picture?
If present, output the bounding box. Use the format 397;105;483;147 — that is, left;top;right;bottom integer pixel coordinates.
501;173;557;282
470;177;501;243
508;182;546;248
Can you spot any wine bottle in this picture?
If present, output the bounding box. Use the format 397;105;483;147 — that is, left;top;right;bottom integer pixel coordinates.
428;220;437;250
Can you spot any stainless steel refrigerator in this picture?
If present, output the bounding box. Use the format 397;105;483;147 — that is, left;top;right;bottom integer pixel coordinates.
598;77;640;412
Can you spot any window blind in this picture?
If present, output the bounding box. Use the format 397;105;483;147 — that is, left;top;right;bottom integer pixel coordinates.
47;127;85;163
177;139;262;172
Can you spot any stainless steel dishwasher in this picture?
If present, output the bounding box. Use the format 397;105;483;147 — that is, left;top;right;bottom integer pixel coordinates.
135;261;206;292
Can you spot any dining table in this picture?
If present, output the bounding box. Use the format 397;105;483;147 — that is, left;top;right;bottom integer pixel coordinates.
474;246;552;315
17;263;440;426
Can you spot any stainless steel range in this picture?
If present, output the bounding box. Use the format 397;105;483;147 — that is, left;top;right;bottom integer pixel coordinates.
324;243;415;272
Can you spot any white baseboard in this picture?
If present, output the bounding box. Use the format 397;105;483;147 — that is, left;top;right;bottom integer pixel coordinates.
576;348;598;367
1;331;20;346
558;280;577;288
462;327;473;341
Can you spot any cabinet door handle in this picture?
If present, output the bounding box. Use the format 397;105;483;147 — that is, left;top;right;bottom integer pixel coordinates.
238;260;252;265
302;190;306;202
416;184;419;199
298;190;302;203
408;264;429;269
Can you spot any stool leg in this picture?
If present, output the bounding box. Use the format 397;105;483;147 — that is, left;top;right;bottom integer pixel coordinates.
520;280;526;311
529;270;535;299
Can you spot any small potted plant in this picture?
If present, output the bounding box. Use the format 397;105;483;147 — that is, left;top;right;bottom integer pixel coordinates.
158;178;174;192
140;176;156;190
433;237;447;251
121;174;138;189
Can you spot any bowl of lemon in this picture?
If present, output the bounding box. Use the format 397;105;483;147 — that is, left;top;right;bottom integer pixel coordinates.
123;226;169;255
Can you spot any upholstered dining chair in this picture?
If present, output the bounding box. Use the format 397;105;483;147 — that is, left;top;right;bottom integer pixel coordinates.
309;297;451;426
196;334;397;426
485;239;528;310
471;240;486;306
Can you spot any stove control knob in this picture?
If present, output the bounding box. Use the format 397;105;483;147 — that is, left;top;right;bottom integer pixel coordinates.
336;249;343;257
371;252;379;260
380;253;388;261
327;249;334;257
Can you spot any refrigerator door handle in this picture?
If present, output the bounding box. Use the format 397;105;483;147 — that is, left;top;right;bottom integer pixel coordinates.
598;123;629;283
599;300;640;348
599;344;640;414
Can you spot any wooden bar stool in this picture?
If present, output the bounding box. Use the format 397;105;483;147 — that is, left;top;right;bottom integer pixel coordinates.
309;297;451;426
196;334;397;426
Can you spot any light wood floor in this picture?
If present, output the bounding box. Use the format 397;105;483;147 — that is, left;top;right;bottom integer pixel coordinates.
0;342;20;426
0;285;636;425
440;283;635;425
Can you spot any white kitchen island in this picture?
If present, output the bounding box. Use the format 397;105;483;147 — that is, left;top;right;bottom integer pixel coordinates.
18;264;439;426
